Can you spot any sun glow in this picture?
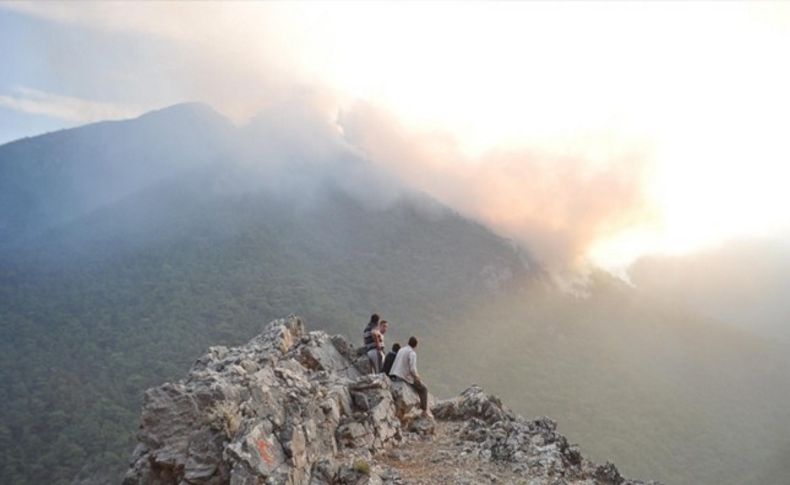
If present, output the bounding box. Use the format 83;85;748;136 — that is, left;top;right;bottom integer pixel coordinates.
7;1;790;269
287;2;790;268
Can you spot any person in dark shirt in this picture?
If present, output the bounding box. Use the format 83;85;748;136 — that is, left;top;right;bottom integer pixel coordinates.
362;314;382;373
381;342;401;377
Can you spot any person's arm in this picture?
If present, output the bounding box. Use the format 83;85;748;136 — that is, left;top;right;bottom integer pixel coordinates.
409;351;420;382
372;330;383;350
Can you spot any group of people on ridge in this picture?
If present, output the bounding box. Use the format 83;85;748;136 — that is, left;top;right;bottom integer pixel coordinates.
362;313;431;418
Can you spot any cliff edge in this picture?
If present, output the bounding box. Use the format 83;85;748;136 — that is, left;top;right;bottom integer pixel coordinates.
124;316;658;485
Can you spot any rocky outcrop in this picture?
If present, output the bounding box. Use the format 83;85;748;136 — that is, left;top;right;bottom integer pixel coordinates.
124;316;658;485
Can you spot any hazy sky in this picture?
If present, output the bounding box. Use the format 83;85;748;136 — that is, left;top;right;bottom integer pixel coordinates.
2;1;789;271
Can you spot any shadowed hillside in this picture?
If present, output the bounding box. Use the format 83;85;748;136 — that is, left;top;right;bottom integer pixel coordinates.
0;103;235;246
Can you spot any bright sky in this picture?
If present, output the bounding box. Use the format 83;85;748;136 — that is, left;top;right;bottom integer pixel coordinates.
1;1;789;270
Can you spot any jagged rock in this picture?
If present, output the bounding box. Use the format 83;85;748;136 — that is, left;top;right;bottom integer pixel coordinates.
594;462;625;484
432;384;513;424
290;331;360;379
125;316;658;485
353;354;373;375
390;380;422;420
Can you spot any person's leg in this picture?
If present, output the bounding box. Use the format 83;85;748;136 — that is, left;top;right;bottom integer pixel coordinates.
367;349;380;373
366;349;375;373
412;380;429;412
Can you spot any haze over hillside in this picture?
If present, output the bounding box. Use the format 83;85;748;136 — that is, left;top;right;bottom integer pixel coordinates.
0;104;532;484
3;3;790;485
629;241;790;343
1;105;789;485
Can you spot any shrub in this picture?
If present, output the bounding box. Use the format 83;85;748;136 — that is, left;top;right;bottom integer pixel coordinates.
207;401;241;439
352;459;371;475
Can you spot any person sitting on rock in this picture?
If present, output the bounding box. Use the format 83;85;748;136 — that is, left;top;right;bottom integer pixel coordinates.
390;336;432;417
381;342;401;377
362;314;383;373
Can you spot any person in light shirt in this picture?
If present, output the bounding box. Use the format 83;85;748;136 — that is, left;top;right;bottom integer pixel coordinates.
377;320;389;367
389;336;431;417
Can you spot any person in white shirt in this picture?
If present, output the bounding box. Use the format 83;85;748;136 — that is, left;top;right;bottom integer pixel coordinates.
389;336;431;417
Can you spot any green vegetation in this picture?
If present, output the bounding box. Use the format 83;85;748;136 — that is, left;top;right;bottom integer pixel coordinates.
3;185;790;485
352;459;371;476
2;106;789;485
429;277;790;485
0;105;527;483
0;185;524;484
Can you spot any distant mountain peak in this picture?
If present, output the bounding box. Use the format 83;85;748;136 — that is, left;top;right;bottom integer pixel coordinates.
133;101;233;126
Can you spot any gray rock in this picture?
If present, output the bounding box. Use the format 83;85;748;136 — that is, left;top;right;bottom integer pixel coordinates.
124;316;657;485
407;415;435;436
432;385;513;424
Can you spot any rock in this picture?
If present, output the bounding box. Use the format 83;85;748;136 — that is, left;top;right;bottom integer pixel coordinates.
124;316;658;485
330;335;355;360
346;375;401;449
407;415;435;436
353;354;373;375
390;380;421;420
336;421;375;449
432;385;513;424
225;420;286;478
292;332;361;379
595;461;624;484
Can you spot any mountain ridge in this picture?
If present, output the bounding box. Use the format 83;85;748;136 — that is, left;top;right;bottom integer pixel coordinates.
123;315;658;485
0;102;236;245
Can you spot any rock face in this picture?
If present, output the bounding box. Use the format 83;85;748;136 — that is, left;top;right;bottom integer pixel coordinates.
125;316;658;485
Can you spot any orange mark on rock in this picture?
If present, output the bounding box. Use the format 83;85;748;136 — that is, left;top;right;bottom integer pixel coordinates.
256;438;276;466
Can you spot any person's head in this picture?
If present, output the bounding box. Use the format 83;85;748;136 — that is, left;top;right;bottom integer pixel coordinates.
380;320;388;333
392;343;401;353
408;336;418;348
369;314;380;326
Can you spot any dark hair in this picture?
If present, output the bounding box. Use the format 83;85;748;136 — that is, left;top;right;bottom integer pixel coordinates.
408;336;418;348
392;343;401;352
370;314;380;325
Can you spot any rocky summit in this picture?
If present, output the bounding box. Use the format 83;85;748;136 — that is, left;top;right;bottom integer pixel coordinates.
124;316;658;485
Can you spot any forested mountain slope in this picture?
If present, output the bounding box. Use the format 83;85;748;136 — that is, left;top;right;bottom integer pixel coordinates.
0;103;235;247
1;104;789;485
0;105;530;484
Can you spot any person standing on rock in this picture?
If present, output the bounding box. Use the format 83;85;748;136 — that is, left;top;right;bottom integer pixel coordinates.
377;320;388;368
363;314;383;373
390;336;432;417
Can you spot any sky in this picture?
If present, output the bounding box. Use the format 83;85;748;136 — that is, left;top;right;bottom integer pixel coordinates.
1;1;789;273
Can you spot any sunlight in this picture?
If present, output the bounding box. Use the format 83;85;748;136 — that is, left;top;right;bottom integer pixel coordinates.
278;2;790;265
5;1;790;267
